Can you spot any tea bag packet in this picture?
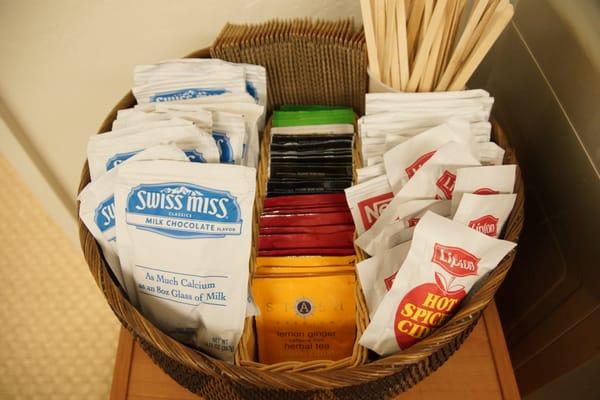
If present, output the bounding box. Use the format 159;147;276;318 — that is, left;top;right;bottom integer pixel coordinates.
453;194;517;238
253;256;356;364
212;111;246;164
357;241;411;317
356;199;449;256
78;144;190;291
114;160;256;361
87;123;208;181
359;212;516;355
451;165;517;214
383;120;476;193
393;141;482;201
267;108;355;197
345;175;393;235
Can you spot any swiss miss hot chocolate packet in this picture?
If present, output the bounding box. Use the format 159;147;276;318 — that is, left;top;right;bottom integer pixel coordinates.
360;212;516;356
114;160;256;361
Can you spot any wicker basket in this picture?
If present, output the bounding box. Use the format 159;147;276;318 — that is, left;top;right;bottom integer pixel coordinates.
78;47;524;399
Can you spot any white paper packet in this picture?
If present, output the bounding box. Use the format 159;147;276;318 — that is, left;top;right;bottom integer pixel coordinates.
365;89;491;105
359;211;516;355
78;145;190;290
356;199;449;256
392;141;482;200
135;59;267;129
345;175;394;235
451;165;517;214
453;194;517;238
114;160;256;361
356;163;386;183
357;241;411;318
359;108;488;128
133;73;247;104
184;103;265;167
366;98;494;120
212;111;246;164
383;120;475;193
115;107;213;131
87;124;207;181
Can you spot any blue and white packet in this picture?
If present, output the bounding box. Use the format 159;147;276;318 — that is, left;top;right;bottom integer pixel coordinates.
114;160;256;361
184;103;264;168
87;121;209;180
113;107;213;131
212;111;245;165
78;144;190;291
132;75;246;104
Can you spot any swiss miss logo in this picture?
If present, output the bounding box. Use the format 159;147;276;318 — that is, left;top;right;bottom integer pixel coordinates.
405;150;436;178
473;187;500;195
435;170;456;199
431;243;480;277
358;192;394;230
384;271;397;291
468;215;499;237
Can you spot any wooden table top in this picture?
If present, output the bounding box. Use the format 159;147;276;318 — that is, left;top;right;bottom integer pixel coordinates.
110;301;520;400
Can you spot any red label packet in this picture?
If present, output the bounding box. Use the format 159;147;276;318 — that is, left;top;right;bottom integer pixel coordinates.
259;232;354;250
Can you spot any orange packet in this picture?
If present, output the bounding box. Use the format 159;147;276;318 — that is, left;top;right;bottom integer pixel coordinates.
253;271;356;364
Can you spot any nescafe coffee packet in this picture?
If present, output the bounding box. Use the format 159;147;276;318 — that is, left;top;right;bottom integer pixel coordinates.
269;163;353;180
383;119;475;192
356;199;450;256
345;175;393;235
267;180;353;196
453;194;517;238
451;165;517;214
359;212;516;355
357;241;411;317
393;141;481;201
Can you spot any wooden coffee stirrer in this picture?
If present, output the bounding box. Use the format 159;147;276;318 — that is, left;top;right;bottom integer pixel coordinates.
360;0;381;81
405;0;448;92
420;16;446;91
375;0;387;79
449;2;514;90
434;0;465;85
462;0;503;59
435;0;490;91
406;0;425;64
385;0;400;89
396;0;410;90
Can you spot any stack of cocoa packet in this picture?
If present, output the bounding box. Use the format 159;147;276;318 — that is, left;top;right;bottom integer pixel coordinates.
344;90;519;356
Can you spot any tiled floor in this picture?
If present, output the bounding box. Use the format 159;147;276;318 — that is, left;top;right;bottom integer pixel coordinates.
0;156;119;399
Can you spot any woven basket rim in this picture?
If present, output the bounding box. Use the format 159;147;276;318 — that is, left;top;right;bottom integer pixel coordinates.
77;47;524;392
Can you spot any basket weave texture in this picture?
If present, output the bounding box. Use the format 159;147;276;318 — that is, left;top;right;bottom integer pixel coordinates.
78;47;524;399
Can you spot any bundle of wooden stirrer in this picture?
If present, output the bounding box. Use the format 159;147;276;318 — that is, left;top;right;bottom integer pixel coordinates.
361;0;514;92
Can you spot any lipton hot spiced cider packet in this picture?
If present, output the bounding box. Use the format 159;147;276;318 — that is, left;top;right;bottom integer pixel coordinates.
360;212;516;356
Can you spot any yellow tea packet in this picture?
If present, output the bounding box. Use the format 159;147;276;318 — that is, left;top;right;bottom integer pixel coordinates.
253;265;356;364
256;255;356;268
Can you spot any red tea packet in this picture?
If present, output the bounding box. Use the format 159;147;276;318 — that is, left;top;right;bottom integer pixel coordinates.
260;212;353;227
259;232;354;250
258;248;356;256
259;224;355;235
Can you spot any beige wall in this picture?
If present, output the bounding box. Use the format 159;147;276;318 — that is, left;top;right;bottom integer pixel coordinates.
0;0;361;241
